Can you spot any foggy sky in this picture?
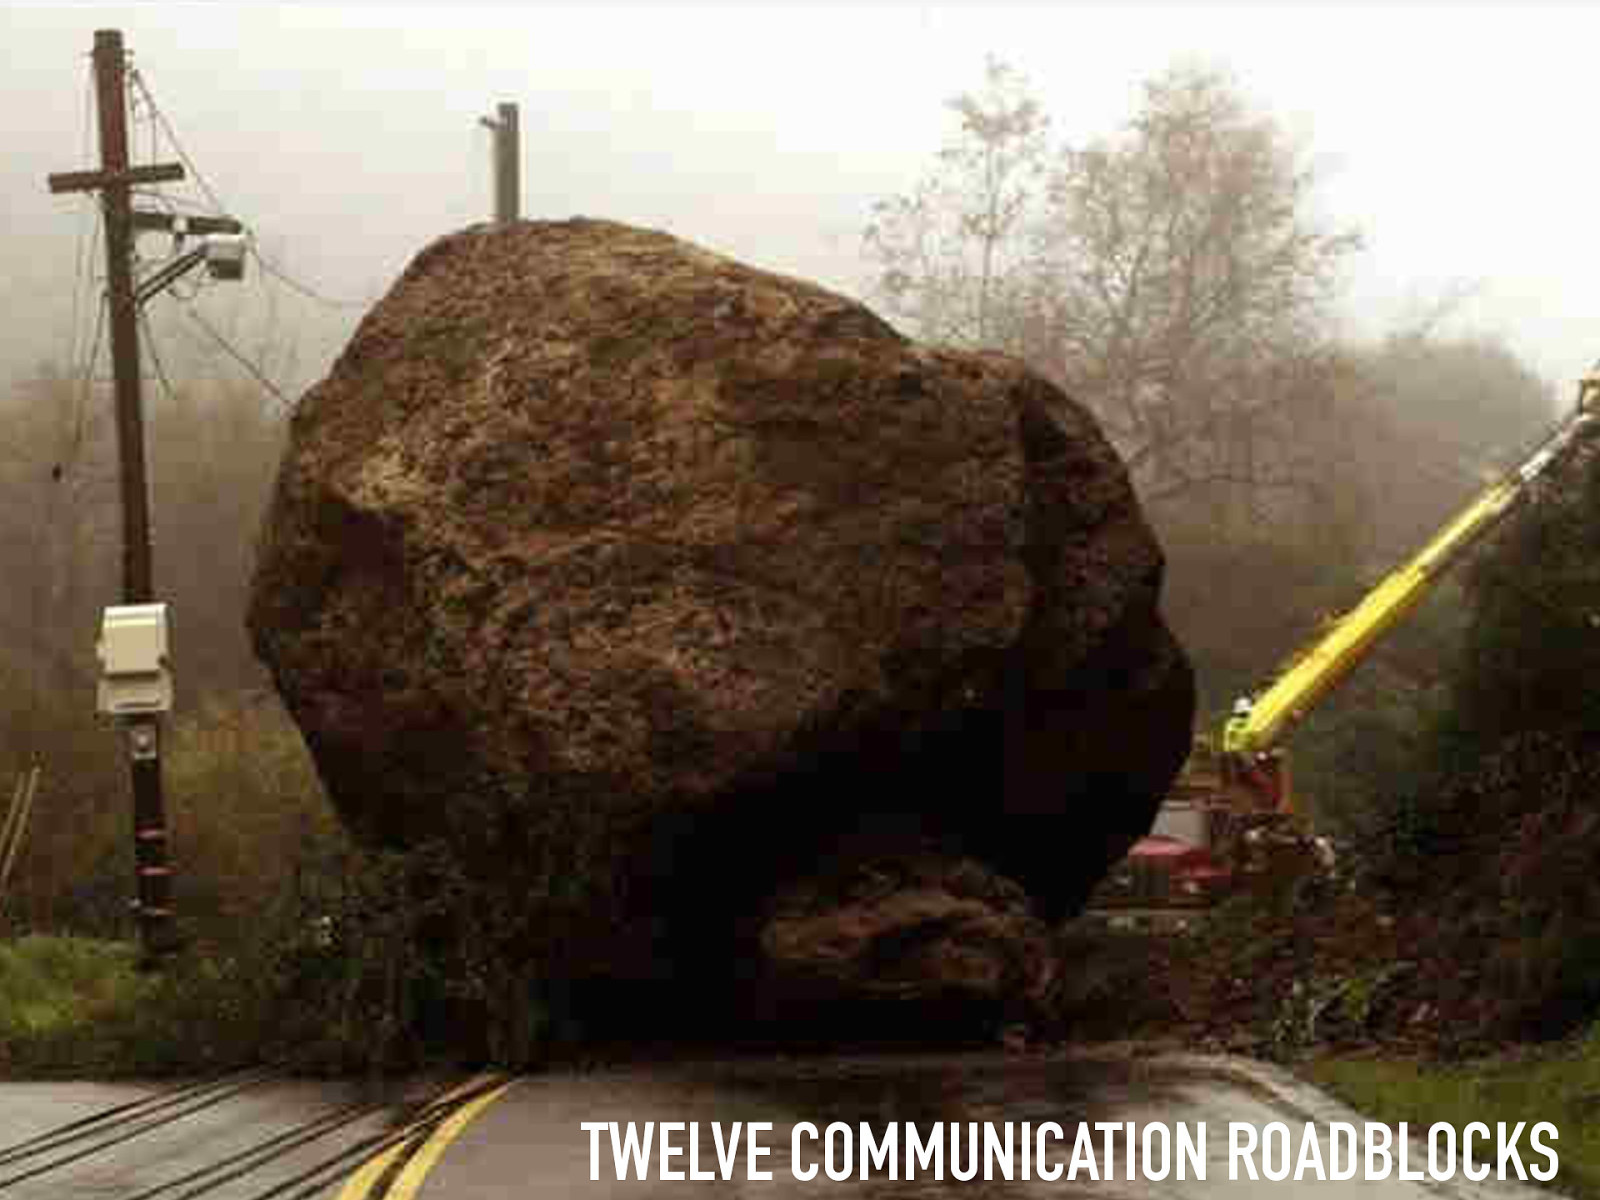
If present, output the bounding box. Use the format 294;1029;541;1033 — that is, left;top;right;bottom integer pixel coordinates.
6;3;1600;399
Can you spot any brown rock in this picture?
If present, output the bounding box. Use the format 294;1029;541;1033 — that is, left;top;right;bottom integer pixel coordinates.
755;853;1059;1038
248;218;1193;1033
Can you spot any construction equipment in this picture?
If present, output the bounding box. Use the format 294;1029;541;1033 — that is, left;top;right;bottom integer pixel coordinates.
1106;364;1600;908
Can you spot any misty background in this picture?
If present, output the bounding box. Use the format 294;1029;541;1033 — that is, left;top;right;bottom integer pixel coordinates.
8;5;1600;387
1;3;1597;933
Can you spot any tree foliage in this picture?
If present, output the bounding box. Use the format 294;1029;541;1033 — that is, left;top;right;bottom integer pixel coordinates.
1447;445;1600;750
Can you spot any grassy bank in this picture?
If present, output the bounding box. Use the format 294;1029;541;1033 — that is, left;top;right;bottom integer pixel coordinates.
1308;1033;1600;1198
0;934;276;1077
2;837;560;1078
0;936;141;1049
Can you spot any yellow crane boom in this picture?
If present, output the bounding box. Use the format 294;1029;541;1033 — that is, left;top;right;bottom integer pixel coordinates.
1233;378;1599;759
1102;373;1598;911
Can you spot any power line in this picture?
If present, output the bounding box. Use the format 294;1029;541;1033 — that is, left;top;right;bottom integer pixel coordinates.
248;246;368;310
129;65;367;312
69;215;101;378
183;305;293;413
65;299;106;477
130;188;214;214
33;59;93;748
66;58;96;375
138;306;180;404
120;62;317;411
127;66;227;217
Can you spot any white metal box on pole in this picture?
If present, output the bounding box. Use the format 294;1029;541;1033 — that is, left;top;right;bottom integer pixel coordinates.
96;603;173;716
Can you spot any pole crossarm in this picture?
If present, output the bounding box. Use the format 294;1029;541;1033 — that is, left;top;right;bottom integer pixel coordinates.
48;162;185;194
131;210;243;236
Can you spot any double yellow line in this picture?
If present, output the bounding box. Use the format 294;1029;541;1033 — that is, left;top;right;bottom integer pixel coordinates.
337;1073;517;1200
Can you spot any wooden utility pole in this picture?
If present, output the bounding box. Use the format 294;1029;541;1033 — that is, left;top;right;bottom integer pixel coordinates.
48;29;182;965
94;29;155;605
479;102;520;224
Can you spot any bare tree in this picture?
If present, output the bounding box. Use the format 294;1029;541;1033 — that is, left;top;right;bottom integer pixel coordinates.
863;56;1049;350
864;62;1362;521
1026;66;1361;514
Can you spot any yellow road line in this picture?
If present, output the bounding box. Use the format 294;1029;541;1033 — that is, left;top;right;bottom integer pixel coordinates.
335;1137;410;1200
335;1074;506;1200
384;1077;518;1200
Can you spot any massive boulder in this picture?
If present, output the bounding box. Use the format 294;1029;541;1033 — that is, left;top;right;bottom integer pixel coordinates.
248;218;1193;1033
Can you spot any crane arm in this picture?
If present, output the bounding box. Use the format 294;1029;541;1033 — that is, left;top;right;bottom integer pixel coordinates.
1232;385;1599;757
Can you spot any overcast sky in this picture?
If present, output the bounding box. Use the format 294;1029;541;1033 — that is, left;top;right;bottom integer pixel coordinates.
6;3;1600;399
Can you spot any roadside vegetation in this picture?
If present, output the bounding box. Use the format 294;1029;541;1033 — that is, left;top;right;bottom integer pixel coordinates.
1309;1040;1600;1199
0;354;560;1075
1046;436;1600;1192
0;933;278;1077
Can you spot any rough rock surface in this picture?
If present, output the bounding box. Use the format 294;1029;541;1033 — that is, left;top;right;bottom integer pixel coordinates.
754;852;1060;1038
248;218;1194;1034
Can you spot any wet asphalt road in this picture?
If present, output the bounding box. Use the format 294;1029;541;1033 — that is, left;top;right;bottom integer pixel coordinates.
0;1054;1560;1199
0;1073;424;1199
416;1053;1557;1199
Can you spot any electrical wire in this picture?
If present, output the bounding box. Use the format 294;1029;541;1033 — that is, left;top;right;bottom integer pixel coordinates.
52;58;106;482
182;305;293;413
24;55;101;764
58;54;101;481
247;247;368;311
139;306;181;405
130;189;214;213
124;66;299;413
130;65;368;311
68;216;101;400
65;58;96;375
27;474;53;749
127;68;227;218
65;298;105;475
125;69;302;412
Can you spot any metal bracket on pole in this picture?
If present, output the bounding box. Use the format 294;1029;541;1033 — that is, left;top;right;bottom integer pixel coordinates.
126;719;160;762
129;210;244;237
134;245;206;306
